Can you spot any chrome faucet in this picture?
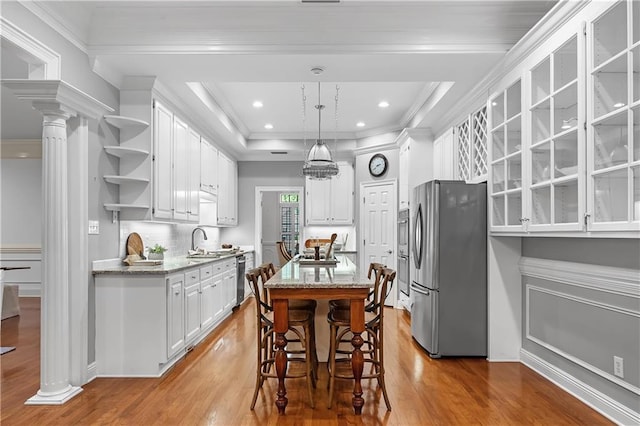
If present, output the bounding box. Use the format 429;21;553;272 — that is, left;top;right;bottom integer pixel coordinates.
191;227;208;251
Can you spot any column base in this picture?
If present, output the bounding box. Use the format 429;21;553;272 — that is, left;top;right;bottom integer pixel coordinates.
25;386;83;405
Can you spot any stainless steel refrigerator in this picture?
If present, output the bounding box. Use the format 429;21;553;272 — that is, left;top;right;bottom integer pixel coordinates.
410;180;487;358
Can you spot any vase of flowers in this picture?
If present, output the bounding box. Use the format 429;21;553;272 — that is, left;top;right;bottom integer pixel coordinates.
147;244;167;260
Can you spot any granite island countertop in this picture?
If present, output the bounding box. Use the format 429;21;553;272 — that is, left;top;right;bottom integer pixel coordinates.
264;254;374;290
93;250;252;275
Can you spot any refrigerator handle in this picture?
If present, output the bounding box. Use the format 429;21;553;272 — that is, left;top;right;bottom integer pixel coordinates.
413;204;423;269
410;282;430;296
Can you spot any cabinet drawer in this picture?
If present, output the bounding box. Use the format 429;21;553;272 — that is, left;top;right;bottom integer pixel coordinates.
212;260;225;275
185;268;200;286
200;265;214;279
224;260;235;271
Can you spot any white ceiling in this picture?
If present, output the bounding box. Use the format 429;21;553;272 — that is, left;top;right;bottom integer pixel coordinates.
1;0;558;160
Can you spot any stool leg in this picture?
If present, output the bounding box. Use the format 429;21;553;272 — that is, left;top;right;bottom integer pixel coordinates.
327;323;338;408
304;323;315;408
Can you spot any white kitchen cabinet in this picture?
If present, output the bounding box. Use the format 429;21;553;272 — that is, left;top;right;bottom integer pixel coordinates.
217;151;238;226
200;138;218;196
396;129;433;210
586;1;640;232
172;115;189;221
153;101;174;220
433;129;456;180
167;274;185;360
212;270;225;322
243;252;254;302
187;129;201;222
183;267;201;343
222;258;237;312
305;161;354;225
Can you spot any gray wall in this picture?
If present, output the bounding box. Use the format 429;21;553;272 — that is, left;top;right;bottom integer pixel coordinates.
522;237;640;416
221;161;305;247
0;159;42;245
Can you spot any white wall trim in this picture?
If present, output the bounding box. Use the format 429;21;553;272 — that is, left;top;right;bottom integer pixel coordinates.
86;362;97;384
0;245;41;254
0;17;61;79
17;1;88;54
519;257;640;298
525;284;640;396
521;349;640;426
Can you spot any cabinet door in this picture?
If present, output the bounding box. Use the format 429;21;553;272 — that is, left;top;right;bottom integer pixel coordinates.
399;142;410;209
167;274;185;358
172;116;189;221
200;277;215;329
587;1;640;232
154;101;173;219
212;273;224;322
305;177;331;224
184;281;201;343
489;80;525;233
200;140;218;195
188;129;201;222
529;32;583;232
217;152;230;224
331;163;354;224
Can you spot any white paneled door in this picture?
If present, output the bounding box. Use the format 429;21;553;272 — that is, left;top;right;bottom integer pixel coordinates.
360;181;397;307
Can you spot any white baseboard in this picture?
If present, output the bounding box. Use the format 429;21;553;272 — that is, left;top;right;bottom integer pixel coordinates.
86;362;97;384
521;349;640;426
18;283;41;297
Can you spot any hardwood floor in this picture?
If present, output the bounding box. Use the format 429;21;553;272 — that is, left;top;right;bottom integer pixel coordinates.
1;297;611;425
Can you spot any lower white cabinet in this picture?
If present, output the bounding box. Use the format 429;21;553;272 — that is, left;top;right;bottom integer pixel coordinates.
95;257;239;377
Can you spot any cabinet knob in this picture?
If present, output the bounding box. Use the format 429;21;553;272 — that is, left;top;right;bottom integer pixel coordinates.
174;290;180;295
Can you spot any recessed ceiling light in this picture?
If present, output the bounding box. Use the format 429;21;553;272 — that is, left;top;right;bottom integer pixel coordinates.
253;100;263;108
378;101;390;108
613;102;625;108
264;123;273;130
356;122;366;127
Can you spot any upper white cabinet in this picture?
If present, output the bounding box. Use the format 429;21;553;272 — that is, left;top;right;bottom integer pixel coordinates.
587;0;640;231
153;101;201;223
433;128;456;181
305;161;354;225
396;129;433;210
489;0;639;236
489;79;525;232
200;139;218;196
217;151;238;226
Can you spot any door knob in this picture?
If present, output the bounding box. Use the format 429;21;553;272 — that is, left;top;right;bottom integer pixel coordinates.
387;250;393;254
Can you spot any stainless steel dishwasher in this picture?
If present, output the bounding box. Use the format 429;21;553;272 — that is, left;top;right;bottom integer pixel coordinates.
235;254;246;308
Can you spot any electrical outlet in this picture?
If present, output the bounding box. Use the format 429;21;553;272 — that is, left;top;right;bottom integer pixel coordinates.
613;356;624;378
88;220;100;235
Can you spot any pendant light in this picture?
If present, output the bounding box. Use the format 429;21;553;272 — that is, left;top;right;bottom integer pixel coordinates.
302;79;339;180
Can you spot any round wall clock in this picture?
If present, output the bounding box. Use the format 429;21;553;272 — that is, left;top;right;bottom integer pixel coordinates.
368;153;388;177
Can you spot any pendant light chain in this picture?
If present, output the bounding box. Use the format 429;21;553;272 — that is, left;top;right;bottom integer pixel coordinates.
301;84;307;155
334;84;339;159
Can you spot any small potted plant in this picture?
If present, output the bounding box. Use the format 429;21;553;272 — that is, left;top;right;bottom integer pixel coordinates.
147;244;167;260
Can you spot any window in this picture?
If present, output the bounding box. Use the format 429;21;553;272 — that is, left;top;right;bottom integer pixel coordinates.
280;193;300;255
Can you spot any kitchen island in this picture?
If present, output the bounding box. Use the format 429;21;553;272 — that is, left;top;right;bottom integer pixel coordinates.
264;254;374;415
92;251;253;377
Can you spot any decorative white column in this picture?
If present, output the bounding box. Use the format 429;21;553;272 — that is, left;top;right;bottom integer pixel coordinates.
25;106;82;404
2;80;113;405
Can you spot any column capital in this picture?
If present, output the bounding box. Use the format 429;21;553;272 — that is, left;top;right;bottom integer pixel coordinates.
1;79;114;120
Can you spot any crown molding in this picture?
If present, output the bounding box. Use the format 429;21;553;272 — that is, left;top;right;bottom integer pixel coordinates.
431;0;590;137
394;127;433;147
201;82;250;137
400;82;438;127
1;79;113;119
18;1;88;54
0;17;61;79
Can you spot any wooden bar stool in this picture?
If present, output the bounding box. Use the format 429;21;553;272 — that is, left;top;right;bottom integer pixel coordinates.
326;267;396;411
246;267;316;409
260;262;318;375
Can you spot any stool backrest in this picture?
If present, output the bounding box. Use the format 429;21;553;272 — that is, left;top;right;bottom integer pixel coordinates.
245;267;273;326
276;242;291;267
369;267;396;327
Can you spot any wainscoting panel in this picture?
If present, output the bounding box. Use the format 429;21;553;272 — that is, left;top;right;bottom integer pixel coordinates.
520;257;640;424
0;246;41;296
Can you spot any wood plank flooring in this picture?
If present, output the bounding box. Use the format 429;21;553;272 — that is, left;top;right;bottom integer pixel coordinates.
1;298;612;425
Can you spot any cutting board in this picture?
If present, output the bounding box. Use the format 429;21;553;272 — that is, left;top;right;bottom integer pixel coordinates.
126;232;145;259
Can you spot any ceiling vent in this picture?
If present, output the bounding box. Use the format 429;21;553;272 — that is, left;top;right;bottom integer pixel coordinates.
301;0;340;3
270;151;288;155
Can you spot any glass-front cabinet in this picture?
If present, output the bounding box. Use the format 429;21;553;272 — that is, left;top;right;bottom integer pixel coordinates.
489;80;524;231
528;34;584;231
489;0;639;236
587;0;640;231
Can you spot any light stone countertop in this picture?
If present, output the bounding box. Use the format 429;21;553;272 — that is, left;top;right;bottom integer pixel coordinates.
92;250;252;275
264;254;374;290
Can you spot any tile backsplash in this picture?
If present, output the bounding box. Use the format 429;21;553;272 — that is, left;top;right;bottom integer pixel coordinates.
120;222;221;258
